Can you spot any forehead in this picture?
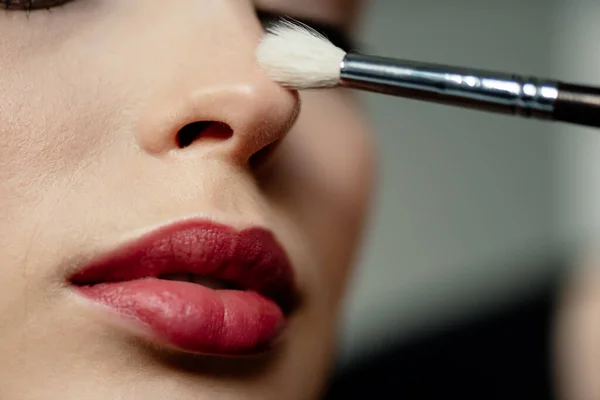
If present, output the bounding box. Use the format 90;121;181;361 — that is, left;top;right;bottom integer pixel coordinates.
254;0;363;29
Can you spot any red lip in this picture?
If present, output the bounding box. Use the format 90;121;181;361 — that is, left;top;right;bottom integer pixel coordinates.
70;220;299;356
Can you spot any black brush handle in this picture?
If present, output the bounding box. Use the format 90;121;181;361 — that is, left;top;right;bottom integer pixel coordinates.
554;83;600;128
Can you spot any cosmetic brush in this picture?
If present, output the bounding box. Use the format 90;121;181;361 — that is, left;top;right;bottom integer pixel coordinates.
256;21;600;129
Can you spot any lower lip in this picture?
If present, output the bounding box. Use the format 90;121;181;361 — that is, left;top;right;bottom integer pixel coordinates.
77;278;284;356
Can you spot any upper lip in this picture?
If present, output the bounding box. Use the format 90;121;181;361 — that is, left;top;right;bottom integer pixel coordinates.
70;220;299;314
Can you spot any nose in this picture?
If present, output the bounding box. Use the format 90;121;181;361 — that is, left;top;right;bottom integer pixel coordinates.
131;2;300;165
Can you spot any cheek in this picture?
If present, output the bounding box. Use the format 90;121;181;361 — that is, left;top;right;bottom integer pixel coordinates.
300;91;376;230
264;91;376;296
555;265;600;400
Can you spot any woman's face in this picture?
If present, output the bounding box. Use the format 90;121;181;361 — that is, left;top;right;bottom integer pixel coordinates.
0;1;374;399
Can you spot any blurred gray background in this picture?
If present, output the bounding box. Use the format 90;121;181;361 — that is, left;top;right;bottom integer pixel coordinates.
338;0;600;365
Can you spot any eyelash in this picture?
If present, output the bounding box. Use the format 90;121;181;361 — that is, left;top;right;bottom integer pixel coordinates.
1;0;68;10
1;1;356;52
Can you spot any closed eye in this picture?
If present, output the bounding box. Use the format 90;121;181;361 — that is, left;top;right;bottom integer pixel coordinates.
0;1;358;52
1;0;71;10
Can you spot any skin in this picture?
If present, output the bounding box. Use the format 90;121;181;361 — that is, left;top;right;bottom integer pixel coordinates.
555;257;600;400
0;1;375;399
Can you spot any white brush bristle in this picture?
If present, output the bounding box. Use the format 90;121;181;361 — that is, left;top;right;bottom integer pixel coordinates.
256;21;347;90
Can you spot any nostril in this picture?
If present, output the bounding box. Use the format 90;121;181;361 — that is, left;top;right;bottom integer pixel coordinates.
176;121;233;148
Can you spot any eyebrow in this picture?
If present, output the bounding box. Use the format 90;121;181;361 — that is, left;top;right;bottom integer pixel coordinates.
256;9;357;52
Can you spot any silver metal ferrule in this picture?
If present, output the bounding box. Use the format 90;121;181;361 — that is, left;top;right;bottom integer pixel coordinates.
340;53;559;119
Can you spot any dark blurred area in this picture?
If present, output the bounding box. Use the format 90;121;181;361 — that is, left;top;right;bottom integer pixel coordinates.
325;263;562;400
